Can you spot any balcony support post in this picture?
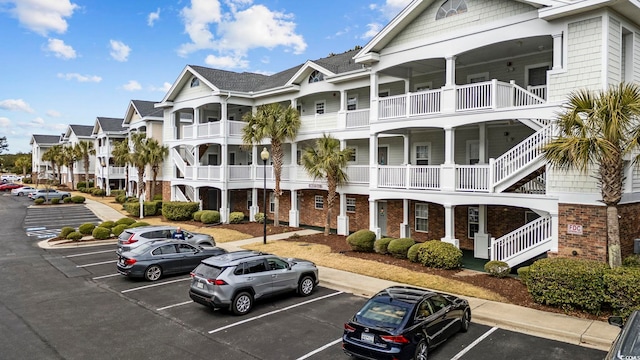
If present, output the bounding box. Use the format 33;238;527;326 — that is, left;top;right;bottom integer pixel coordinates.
552;33;563;70
369;200;381;239
441;204;459;248
337;192;349;235
370;134;379;188
250;188;259;221
400;199;410;238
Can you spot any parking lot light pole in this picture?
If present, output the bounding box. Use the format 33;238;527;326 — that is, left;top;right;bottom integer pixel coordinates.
261;147;270;245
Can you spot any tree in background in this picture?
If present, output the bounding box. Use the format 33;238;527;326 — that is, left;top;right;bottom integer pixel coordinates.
14;155;31;177
76;141;95;185
42;145;63;185
242;103;301;226
111;139;132;196
0;136;8;155
301;134;353;236
129;133;149;200
145;138;168;198
62;145;79;190
542;83;640;268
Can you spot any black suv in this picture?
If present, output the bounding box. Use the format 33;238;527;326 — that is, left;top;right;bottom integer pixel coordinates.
343;286;471;360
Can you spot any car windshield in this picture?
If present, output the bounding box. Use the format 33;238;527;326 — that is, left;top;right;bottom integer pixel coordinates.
118;231;134;241
619;314;640;356
355;298;411;329
129;242;157;255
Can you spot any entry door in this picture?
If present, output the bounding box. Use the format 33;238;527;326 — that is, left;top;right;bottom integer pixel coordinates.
207;189;219;210
378;202;387;236
378;147;388;165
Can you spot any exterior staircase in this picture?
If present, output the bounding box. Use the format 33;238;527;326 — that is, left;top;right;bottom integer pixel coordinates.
490;216;553;268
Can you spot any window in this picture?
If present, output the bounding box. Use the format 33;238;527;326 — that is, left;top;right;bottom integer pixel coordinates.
436;0;467;20
269;192;275;213
468;206;479;239
347;96;357;111
315;195;324;209
190;77;200;87
247;190;252;210
415;203;429;232
308;70;324;83
467;72;489;84
177;243;196;253
347;146;357;163
414;82;432;92
378;90;390;98
297;149;302;165
346;198;356;213
415;144;430;165
267;258;289;270
244;260;267;274
315;101;325;115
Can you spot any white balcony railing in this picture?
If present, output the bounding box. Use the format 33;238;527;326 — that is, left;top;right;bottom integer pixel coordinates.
491;216;552;267
228;165;252;180
345;165;369;183
109;166;126;176
456;165;490;192
345;109;370;128
299;113;338;133
378;165;440;190
228;120;247;136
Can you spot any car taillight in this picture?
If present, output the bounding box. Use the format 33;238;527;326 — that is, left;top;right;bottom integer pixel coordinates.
124;258;137;265
206;279;227;285
123;234;138;245
380;335;409;344
344;323;356;333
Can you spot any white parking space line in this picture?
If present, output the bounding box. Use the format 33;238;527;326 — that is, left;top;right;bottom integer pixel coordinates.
208;291;343;334
66;249;116;258
92;273;121;280
76;260;117;268
157;301;193;311
121;277;191;293
451;326;498;360
295;338;342;360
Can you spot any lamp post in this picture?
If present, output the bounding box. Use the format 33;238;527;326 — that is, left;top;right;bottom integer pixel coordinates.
261;147;270;245
99;159;106;199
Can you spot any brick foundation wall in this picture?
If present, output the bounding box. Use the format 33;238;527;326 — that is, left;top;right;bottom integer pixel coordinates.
619;203;640;259
557;203;607;262
161;181;170;201
345;194;369;232
298;189;336;228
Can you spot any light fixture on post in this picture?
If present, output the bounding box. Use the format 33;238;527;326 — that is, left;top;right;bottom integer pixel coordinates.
261;147;270;245
99;159;106;198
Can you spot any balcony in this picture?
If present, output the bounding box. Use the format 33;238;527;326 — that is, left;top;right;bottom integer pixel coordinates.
182;120;248;140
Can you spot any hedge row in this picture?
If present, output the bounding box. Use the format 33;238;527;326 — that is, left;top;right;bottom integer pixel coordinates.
58;217;147;242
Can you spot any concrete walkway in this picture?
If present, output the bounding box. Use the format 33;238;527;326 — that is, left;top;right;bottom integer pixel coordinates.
57;198;621;351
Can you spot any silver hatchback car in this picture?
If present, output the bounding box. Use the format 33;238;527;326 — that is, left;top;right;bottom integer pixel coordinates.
117;225;215;254
189;251;319;315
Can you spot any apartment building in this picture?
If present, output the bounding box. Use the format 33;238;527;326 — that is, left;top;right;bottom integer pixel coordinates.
92;117;128;195
30;134;63;180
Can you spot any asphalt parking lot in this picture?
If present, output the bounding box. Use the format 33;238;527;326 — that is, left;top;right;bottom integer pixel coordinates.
2;196;608;359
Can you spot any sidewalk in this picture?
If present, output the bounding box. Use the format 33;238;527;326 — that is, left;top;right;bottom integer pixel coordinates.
77;198;620;351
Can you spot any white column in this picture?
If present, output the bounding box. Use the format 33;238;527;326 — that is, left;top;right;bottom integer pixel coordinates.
400;199;410;238
441;127;456;191
445;56;456;87
337;192;349;235
290;141;298;181
250;188;259;221
552;33;563;70
220;189;229;223
550;211;559;252
403;133;410;165
369;134;378;188
478;123;486;164
441;56;457;113
369;200;380;239
441;204;459;247
369;72;379;121
289;190;299;227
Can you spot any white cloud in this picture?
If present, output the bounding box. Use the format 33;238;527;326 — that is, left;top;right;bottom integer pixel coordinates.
46;110;61;117
123;80;142;91
47;38;76;59
0;99;35;113
30;117;45;125
361;23;382;39
57;72;102;82
147;8;160;26
177;0;222;56
381;0;412;19
204;54;248;69
9;0;78;36
149;82;172;92
0;117;10;127
110;40;131;62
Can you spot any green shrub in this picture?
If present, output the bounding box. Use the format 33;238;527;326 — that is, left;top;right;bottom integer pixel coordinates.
22;177;32;184
604;267;640;317
112;224;128;237
63;197;72;203
623;254;640;268
193;210;205;222
374;238;394;254
78;223;96;235
346;229;376;252
126;197;138;203
115;217;136;226
517;266;531;283
115;195;127;204
111;189;125;198
161;201;200;221
526;258;609;314
51;198;60;204
77;181;88;189
70;196;85;204
34;198;45;205
153;194;163;201
255;212;265;223
99;221;116;229
417;240;462;269
128;221;150;228
66;231;83;241
484;260;511;278
387;238;416;259
201;210;221;224
229;212;245;224
59;226;75;238
407;243;427;263
123;201;159;217
92;188;106;196
92;226;111;240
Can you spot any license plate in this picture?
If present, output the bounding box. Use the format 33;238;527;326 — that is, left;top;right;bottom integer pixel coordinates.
361;333;374;343
196;282;204;289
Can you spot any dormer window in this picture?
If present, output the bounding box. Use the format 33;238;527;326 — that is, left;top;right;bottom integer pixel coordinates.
190;77;200;87
308;70;324;83
436;0;467;20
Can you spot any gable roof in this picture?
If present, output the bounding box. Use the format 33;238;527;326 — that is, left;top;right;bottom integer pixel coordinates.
69;124;94;137
96;117;127;133
131;100;163;118
30;134;61;145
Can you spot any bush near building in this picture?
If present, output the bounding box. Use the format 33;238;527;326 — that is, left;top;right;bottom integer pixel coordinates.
229;212;245;224
346;230;376;252
161;201;200;221
387;238;416;259
92;226;111;240
374;238;394;254
417;240;462;270
200;210;221;224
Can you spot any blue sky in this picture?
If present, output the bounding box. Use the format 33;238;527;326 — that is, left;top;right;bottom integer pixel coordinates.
0;0;411;154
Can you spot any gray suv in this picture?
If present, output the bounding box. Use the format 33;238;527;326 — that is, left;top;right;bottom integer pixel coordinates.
189;251;319;315
117;225;215;254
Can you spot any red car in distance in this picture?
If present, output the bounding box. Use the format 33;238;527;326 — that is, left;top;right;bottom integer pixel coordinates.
0;183;23;191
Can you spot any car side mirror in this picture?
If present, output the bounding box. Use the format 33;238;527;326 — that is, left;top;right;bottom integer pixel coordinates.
609;316;624;328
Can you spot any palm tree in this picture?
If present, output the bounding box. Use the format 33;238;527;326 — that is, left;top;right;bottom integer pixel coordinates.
301;134;353;236
42;145;63;185
242;103;301;226
145;138;168;199
62;145;79;190
542;83;640;268
76;140;95;185
14;155;31;177
129;133;149;200
111;139;132;195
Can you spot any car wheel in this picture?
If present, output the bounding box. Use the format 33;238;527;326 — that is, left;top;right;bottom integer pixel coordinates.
414;339;428;360
232;291;253;315
18;192;23;196
61;195;68;199
144;265;162;281
298;276;315;296
460;309;471;332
